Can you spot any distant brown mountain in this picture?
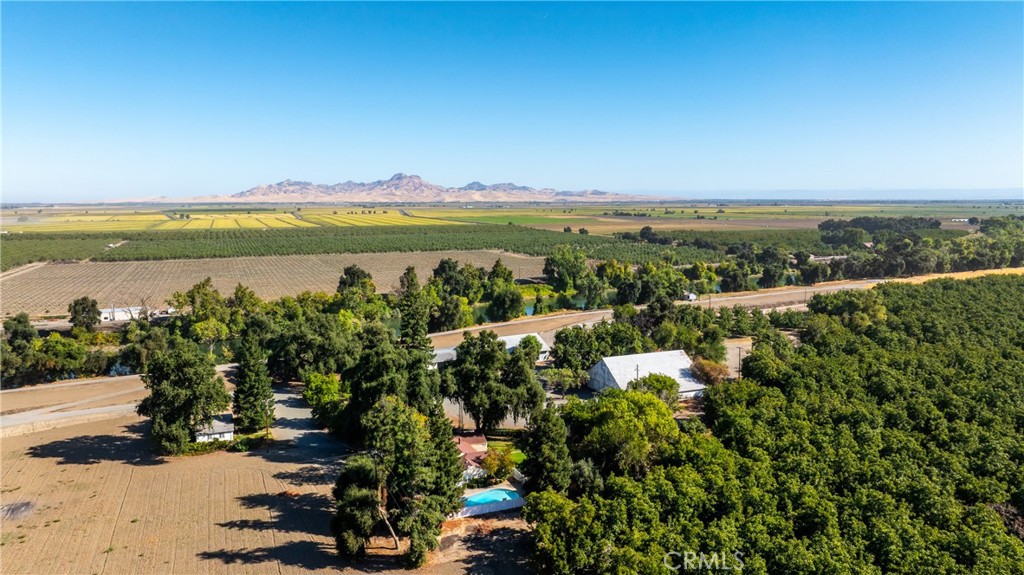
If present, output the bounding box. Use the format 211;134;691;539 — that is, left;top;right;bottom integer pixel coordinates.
211;173;638;203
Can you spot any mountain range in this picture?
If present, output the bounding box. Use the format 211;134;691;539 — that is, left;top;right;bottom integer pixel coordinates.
199;173;637;203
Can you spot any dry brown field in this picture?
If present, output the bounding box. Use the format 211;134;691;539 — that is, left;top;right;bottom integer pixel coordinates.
0;250;544;317
0;413;529;575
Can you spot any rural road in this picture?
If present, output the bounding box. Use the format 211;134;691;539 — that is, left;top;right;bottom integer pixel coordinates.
427;277;880;348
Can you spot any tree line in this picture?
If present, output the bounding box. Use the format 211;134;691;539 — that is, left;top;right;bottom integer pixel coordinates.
515;275;1024;573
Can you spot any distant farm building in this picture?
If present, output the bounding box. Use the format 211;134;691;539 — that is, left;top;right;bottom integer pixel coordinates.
587;350;704;398
195;414;235;443
432;333;551;366
99;307;148;323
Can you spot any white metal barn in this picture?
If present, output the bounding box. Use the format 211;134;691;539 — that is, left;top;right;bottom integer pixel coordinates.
99;307;146;323
195;414;235;443
587;350;705;398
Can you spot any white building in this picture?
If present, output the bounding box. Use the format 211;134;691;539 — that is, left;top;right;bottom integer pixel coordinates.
99;307;147;323
195;414;235;443
498;333;551;362
432;333;551;365
587;350;705;398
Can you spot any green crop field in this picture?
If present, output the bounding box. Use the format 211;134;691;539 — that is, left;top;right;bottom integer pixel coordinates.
0;225;720;271
2;201;1019;271
409;202;1023;234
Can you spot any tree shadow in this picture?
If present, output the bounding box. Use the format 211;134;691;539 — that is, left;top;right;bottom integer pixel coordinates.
278;395;307;409
272;463;341;487
268;416;315;431
25;421;165;466
244;432;350;466
198;540;338;571
230;492;334;538
202;491;340;571
459;514;532;575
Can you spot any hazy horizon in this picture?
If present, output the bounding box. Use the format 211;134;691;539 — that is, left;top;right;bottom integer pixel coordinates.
3;2;1022;203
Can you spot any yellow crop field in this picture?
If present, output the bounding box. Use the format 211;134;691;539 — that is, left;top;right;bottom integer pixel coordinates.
150;214;316;230
1;207;456;233
298;211;453;226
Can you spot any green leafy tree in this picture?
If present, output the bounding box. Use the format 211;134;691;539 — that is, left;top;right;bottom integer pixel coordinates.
337;265;373;292
331;455;382;557
575;272;607;310
232;336;275;433
35;333;87;377
480;444;516;480
68;296;101;332
190;318;229;351
503;342;546;423
302;372;344;427
627;373;679;406
136;343;231;454
449;331;509;432
519;406;571;493
168;277;229;324
544;367;586;396
543;245;588;291
3;312;37;346
487;286;525;322
487;258;515;285
561;389;679;475
758;264;787;289
429;291;474;333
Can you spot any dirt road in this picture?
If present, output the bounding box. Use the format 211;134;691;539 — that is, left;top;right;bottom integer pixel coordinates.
429;268;1024;348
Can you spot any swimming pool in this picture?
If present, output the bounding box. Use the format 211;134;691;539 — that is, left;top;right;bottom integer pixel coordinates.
463;488;522;507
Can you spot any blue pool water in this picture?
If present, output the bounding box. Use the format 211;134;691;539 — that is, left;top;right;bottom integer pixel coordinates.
463;488;522;507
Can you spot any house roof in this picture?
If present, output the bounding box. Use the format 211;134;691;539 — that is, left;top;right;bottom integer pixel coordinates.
590;350;704;394
432;333;551;364
454;433;488;467
196;413;235;436
497;333;550;353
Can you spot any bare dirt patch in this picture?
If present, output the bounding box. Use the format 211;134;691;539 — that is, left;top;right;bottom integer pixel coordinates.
0;250;545;317
0;402;530;574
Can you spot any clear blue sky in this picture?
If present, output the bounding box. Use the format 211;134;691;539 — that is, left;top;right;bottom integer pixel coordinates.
3;2;1022;202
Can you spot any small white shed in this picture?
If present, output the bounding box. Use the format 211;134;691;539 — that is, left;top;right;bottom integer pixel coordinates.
587;350;705;398
195;414;235;443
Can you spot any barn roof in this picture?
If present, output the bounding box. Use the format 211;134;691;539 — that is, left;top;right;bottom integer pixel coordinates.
590;350;704;395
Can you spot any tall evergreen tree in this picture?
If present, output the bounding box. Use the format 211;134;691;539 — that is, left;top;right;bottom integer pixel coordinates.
232;335;275;433
519;406;571;493
397;266;431;351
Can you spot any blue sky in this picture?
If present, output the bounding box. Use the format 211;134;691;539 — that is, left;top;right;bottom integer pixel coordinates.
3;2;1022;202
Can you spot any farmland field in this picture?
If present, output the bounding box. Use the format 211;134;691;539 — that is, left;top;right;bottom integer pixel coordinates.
0;207;451;233
0;224;716;271
2;202;1019;271
0;251;545;317
411;202;1023;233
0;398;528;575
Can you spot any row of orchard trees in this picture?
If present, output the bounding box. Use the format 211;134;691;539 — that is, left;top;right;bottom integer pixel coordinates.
515;275;1024;574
